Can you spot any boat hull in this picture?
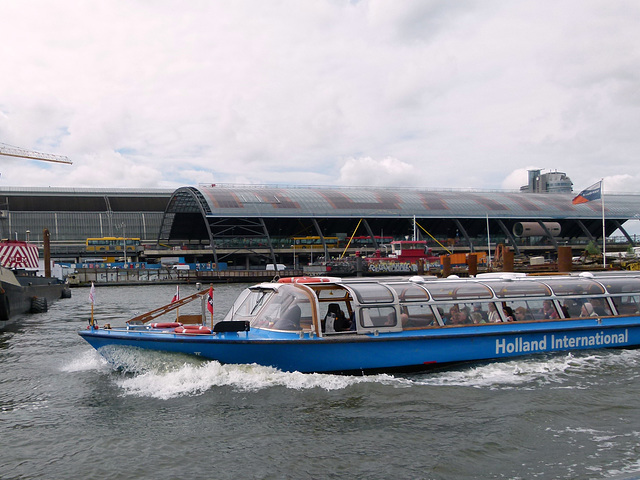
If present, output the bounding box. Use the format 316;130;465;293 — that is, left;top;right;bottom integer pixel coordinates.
79;316;640;374
0;275;70;326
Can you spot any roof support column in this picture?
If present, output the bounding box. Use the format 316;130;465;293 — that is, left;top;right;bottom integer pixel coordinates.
495;219;521;255
537;220;558;248
259;218;278;267
576;220;596;243
453;219;474;252
362;219;379;250
612;219;636;246
312;219;329;260
206;219;219;266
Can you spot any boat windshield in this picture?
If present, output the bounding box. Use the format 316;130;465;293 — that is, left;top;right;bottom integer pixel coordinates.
251;285;312;331
223;287;275;323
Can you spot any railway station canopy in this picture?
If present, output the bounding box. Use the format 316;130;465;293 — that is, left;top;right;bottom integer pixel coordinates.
159;184;640;262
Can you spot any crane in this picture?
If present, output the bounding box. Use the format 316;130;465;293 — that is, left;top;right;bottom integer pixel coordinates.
0;142;72;164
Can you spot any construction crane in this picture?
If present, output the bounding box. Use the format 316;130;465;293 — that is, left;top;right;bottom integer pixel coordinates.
0;142;72;164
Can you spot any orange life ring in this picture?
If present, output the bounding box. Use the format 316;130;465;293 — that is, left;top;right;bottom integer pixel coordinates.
277;276;340;284
151;322;182;329
174;325;212;334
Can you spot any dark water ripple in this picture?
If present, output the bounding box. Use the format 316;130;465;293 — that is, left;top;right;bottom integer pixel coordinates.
2;284;640;479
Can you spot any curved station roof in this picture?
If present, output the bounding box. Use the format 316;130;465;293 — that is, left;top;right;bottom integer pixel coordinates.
159;184;640;263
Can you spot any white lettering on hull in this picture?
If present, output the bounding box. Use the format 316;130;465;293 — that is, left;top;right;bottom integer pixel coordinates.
495;330;628;355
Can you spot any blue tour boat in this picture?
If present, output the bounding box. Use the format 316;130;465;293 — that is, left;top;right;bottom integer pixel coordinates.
78;272;640;374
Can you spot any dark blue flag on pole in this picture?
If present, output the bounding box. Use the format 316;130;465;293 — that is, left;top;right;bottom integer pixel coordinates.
572;181;602;205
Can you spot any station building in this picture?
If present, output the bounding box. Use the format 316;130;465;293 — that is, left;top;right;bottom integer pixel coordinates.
2;184;639;267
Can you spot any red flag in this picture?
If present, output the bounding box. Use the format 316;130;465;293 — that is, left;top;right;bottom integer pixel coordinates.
171;285;180;303
207;286;214;315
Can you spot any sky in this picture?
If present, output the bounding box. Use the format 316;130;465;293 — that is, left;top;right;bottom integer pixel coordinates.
1;1;639;195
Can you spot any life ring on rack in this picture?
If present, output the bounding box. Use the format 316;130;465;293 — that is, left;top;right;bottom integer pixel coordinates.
150;322;182;329
174;325;212;334
278;276;341;284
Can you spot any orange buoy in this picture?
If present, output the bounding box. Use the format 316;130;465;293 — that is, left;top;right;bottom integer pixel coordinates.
174;325;212;334
277;276;341;284
150;322;182;329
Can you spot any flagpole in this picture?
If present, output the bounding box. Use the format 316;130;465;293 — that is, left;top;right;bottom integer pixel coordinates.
601;179;606;269
486;214;492;268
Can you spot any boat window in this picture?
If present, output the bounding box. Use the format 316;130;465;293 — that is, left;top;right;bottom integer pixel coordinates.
491;281;551;298
401;303;439;327
502;299;560;321
388;283;430;301
598;277;640;294
321;301;354;333
437;302;502;325
610;294;640;315
424;282;493;300
359;306;397;328
314;286;351;301
542;279;605;296
224;287;275;322
349;283;395;304
251;286;311;330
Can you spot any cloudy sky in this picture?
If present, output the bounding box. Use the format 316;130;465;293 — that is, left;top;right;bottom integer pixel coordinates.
1;1;639;194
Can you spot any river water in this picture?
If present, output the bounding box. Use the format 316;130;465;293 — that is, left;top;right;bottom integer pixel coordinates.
2;283;640;480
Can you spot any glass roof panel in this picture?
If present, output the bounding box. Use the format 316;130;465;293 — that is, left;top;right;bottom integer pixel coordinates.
491;281;551;298
596;277;640;294
540;278;605;296
348;283;395;303
423;282;493;300
387;283;430;301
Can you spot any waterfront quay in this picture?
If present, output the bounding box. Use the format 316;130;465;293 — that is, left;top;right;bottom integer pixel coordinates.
68;267;303;287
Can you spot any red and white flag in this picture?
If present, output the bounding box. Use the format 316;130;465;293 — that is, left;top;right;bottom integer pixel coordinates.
171;285;180;303
207;286;214;315
89;282;96;304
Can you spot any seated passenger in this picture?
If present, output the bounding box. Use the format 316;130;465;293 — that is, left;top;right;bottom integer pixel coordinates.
589;299;608;316
563;299;582;317
472;303;488;322
487;303;501;323
580;302;597;317
513;306;527;321
471;312;485;324
541;300;558;320
273;303;302;330
502;306;514;322
458;307;473;325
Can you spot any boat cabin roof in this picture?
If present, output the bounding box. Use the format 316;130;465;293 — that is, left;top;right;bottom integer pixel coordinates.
223;273;640;336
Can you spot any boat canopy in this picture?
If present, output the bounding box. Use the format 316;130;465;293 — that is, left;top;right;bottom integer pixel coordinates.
221;274;640;336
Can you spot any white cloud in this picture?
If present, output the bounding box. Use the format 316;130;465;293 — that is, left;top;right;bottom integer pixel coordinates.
338;156;416;187
0;1;639;192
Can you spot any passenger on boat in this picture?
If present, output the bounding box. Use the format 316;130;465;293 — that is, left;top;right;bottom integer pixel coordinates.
471;312;485;324
580;302;597;317
487;303;501;323
589;298;609;316
513;306;528;321
472;303;488;322
563;298;582;318
502;306;515;322
542;300;559;320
